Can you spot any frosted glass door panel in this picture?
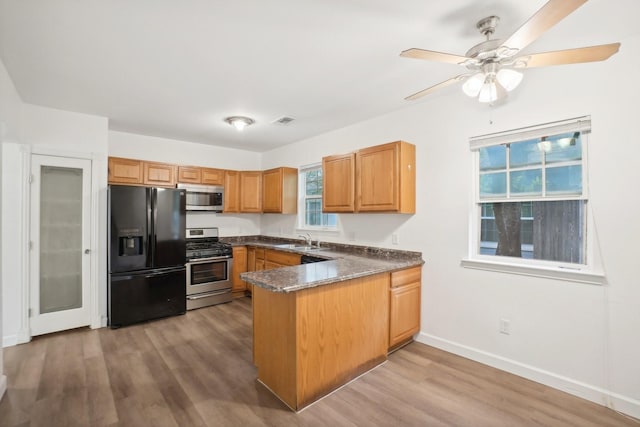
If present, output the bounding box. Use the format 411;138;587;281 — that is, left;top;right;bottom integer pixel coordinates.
39;166;83;314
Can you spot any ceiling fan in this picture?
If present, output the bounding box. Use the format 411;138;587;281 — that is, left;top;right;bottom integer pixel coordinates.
401;0;620;103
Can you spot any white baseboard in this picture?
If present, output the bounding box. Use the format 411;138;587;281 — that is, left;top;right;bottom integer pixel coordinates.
2;335;17;348
416;332;640;420
0;374;6;402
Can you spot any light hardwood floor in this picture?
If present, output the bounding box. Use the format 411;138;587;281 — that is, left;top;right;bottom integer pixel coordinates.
1;297;637;426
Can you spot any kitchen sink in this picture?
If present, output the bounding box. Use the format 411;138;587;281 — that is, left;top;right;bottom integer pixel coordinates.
273;244;321;251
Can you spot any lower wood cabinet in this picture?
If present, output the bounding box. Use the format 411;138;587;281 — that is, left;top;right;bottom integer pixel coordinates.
231;246;248;297
264;249;301;267
389;266;421;350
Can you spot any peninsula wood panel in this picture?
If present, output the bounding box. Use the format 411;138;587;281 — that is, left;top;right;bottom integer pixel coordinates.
253;285;298;407
108;157;143;185
322;153;355;212
239;171;262;213
253;272;390;411
296;273;389;409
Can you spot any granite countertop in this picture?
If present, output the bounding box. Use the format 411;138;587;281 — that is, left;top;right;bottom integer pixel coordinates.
225;236;424;293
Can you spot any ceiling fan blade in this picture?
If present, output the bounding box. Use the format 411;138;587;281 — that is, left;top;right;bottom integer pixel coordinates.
400;48;469;65
405;75;468;101
501;0;587;54
518;43;620;68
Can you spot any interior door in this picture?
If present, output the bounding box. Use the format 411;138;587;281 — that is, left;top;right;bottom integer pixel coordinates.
29;154;92;336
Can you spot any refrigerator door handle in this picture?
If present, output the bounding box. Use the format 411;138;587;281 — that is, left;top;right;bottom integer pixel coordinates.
152;188;158;267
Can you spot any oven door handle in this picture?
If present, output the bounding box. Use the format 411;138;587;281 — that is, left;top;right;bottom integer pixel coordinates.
187;256;232;265
187;290;230;300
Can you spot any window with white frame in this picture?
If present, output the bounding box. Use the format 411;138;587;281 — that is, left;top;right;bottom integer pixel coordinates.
469;117;592;267
299;164;337;229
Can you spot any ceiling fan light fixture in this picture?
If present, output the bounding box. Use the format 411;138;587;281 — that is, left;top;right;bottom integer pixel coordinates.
224;116;255;131
477;75;508;104
496;68;523;92
462;73;485;97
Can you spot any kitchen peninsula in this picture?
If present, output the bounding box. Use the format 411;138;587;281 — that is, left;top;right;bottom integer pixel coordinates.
240;242;423;411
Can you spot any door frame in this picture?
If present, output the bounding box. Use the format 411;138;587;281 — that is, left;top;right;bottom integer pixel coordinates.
16;145;106;343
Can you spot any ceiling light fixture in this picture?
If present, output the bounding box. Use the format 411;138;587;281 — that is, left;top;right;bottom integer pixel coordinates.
462;62;523;103
224;116;255;131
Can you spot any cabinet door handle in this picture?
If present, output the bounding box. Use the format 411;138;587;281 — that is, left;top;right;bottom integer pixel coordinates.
84;249;91;254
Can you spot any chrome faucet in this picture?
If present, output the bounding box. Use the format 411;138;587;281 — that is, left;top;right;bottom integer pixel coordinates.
298;233;312;246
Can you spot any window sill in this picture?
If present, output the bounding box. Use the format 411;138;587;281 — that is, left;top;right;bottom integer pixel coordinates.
295;227;339;234
460;258;606;285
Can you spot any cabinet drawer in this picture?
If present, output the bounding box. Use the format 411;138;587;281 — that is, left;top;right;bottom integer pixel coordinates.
255;248;265;260
265;249;301;266
390;266;421;288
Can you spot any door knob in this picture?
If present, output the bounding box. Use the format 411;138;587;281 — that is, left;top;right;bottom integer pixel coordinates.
84;249;91;254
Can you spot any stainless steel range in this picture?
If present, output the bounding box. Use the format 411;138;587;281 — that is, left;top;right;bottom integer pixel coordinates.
185;227;233;310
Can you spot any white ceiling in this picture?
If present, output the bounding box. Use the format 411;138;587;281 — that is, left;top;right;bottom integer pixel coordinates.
1;0;637;152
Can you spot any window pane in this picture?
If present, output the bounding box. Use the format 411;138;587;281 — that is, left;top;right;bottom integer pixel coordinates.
305;199;322;226
301;166;336;229
510;169;542;195
480;172;506;198
545;132;582;164
479;201;585;264
479;145;506;171
546;165;582;194
510;139;542;168
306;181;320;196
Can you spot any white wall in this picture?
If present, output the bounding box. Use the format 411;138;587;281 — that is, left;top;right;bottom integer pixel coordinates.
109;131;263;236
0;56;24;399
2;102;109;346
261;34;640;418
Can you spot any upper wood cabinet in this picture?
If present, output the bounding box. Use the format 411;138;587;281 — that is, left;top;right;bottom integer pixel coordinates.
322;153;355;212
108;157;143;185
201;168;225;185
178;166;225;185
108;157;176;188
263;167;298;214
177;166;201;184
240;171;262;213
144;161;177;187
224;170;241;213
322;141;415;214
389;266;421;350
356;141;415;213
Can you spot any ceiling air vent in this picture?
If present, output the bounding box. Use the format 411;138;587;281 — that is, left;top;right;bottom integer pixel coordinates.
272;116;295;125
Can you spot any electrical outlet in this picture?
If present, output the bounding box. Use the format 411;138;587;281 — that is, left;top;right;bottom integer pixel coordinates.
499;318;510;335
391;233;399;245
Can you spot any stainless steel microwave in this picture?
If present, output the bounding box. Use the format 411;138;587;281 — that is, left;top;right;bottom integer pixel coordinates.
177;184;224;212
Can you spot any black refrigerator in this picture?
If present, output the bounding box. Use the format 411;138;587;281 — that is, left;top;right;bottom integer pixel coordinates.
108;185;186;327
